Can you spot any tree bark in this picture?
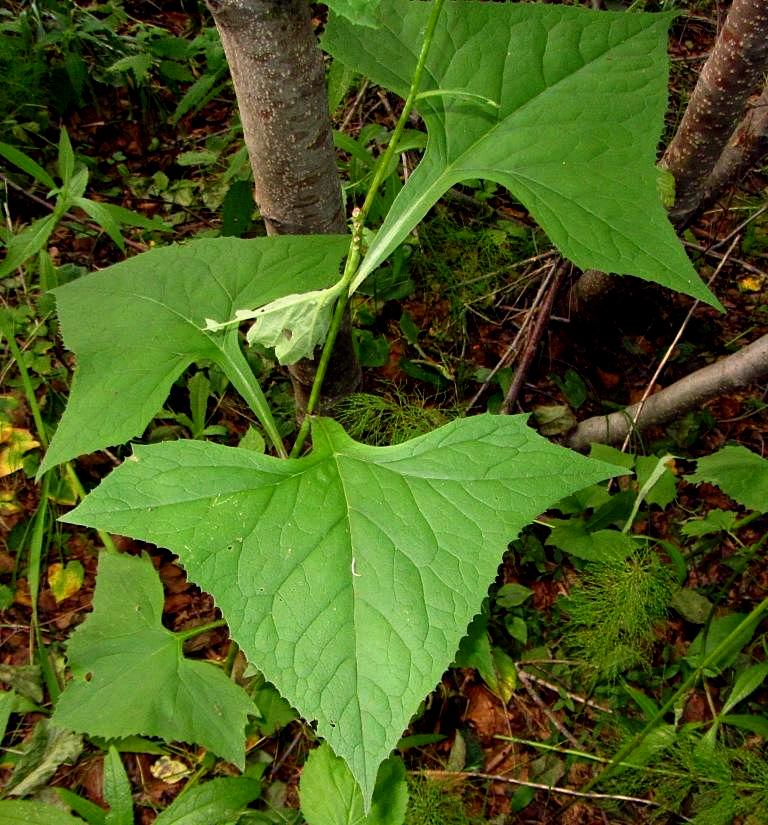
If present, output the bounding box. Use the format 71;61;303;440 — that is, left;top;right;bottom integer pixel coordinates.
206;0;360;411
661;0;768;226
566;334;768;451
702;81;768;206
207;0;344;235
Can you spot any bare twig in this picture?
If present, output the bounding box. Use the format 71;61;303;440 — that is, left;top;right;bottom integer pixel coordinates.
423;769;661;808
500;259;569;414
616;236;738;453
568;332;768;451
515;665;580;747
683;238;767;276
339;78;370;133
517;668;612;714
465;261;554;410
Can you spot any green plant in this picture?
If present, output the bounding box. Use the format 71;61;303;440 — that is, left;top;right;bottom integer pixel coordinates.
559;550;675;680
0;744;262;825
0;128;167;279
22;0;745;818
402;775;483;825
0;1;129;129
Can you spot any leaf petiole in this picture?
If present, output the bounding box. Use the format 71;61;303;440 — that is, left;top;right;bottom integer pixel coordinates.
290;0;448;458
213;332;288;458
415;88;500;108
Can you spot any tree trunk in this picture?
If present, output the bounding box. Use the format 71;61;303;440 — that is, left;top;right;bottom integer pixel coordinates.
702;81;768;206
206;0;360;411
661;0;768;226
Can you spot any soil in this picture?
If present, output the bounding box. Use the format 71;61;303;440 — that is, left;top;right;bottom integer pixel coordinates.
1;1;767;823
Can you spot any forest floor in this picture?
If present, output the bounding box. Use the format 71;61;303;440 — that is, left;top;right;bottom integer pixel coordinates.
1;1;768;823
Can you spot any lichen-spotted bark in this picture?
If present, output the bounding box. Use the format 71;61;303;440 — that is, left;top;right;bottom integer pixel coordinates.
661;0;768;225
207;0;344;235
206;0;360;410
703;82;768;205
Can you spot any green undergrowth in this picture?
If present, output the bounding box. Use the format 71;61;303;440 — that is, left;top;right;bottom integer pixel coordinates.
2;0;768;822
409;208;542;337
405;775;485;825
559;550;675;681
334;390;452;445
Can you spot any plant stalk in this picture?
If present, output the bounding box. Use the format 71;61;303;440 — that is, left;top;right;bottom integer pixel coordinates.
216;332;288;458
290;0;447;457
174;618;228;642
583;597;768;791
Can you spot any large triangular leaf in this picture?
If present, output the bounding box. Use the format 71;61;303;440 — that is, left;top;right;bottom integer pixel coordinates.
61;414;622;802
40;235;348;473
323;1;719;307
52;551;255;767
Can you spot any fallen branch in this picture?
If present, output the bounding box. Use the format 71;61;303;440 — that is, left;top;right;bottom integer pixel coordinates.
423;770;660;808
567;333;768;451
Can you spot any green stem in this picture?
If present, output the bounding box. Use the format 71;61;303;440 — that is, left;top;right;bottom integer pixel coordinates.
1;317;49;450
28;472;61;701
583;597;768;791
495;736;764;789
290;0;447;458
216;332;288;458
174;618;228;642
2;312;117;551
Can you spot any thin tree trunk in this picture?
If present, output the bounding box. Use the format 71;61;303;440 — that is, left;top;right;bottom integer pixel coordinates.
702;82;768;206
207;0;344;234
206;0;360;411
661;0;768;226
566;334;768;451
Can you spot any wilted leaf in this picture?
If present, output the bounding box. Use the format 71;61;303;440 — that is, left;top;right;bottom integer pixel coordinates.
0;423;39;477
7;719;82;797
150;755;192;784
245;283;343;365
48;560;85;603
0;663;43;704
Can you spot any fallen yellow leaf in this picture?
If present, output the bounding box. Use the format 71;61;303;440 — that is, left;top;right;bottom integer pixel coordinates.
738;274;764;292
0;423;40;477
150;755;192;783
48;560;85;603
0;489;21;515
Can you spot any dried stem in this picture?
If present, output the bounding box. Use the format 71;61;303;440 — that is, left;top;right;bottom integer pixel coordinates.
500;259;569;414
